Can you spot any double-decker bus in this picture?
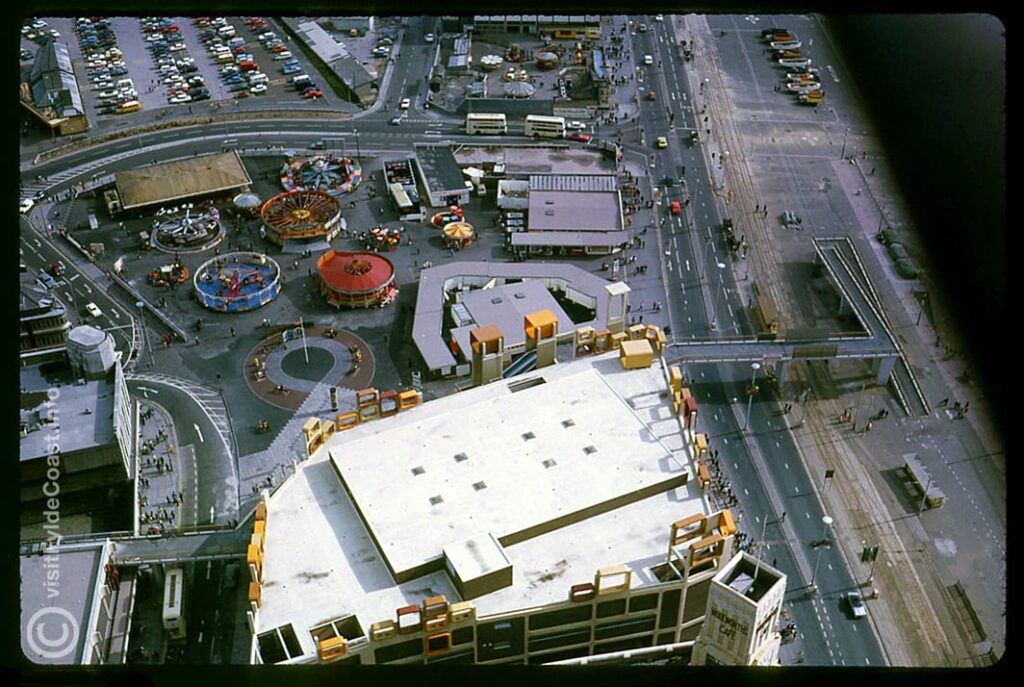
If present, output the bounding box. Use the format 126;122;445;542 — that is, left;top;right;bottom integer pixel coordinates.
524;114;566;138
465;112;508;135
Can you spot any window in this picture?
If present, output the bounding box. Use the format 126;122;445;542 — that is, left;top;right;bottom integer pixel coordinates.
594;635;653;654
452;626;474;646
374;637;422;663
594;615;656;640
628;594;658;613
477;617;524;661
528;604;593;631
528;627;591;652
528;645;589;664
659;589;681;629
596;598;627;618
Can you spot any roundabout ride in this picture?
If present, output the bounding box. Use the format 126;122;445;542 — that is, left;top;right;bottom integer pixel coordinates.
193;252;282;313
280;154;362;197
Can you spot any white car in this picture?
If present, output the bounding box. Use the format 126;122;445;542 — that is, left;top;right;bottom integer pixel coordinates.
169;93;191;103
654;14;664;22
424;32;435;43
250;83;268;95
19;198;35;214
566;120;586;130
843;591;867;619
98;89;119;98
31;19;47;29
85;302;103;319
273;51;292;60
48;29;60;38
644;54;653;65
94;81;114;90
399;98;410;109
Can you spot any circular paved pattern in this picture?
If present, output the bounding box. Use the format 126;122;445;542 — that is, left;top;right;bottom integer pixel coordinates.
244;327;375;411
280;346;339;384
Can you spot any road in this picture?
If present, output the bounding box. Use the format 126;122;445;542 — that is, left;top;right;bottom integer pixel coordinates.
127;376;239;526
622;14;886;665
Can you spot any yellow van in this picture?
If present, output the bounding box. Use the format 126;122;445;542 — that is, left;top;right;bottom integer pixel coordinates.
117;100;141;113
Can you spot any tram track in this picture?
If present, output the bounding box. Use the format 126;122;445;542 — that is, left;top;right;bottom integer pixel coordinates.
684;15;798;332
796;362;965;666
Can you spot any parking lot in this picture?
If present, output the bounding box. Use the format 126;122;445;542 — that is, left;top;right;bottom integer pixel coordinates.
41;15;328;123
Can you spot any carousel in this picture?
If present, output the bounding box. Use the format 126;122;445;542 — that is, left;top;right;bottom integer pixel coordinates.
280;154;362;197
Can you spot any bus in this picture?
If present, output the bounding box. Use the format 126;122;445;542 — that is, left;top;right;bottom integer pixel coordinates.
388;182;420;220
162;567;187;640
465;112;508;135
524;114;566;138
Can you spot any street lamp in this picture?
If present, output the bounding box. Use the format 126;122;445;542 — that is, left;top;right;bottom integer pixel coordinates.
743;362;761;431
353;127;361;160
809;515;833;594
840;128;850;160
709;261;726;331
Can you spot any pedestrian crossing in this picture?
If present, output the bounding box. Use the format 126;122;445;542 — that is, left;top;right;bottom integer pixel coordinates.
22;152;129;198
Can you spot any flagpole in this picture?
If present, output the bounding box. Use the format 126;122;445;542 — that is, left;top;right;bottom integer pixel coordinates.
300;316;309;363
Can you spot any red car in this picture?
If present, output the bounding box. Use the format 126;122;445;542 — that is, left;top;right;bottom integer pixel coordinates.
236;90;250;98
303;89;323;99
670;201;682;215
647;90;657;101
239;60;258;71
567;133;591;142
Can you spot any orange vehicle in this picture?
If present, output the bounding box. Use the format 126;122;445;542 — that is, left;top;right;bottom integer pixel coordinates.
670;201;682;215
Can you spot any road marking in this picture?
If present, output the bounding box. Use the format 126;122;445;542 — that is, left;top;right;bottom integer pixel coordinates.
194;423;204;443
784;462;789;469
206;560;212;580
82;283;92;293
69;273;80;282
111;309;121;319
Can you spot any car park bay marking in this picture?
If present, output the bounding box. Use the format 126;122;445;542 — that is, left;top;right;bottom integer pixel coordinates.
827;65;840;82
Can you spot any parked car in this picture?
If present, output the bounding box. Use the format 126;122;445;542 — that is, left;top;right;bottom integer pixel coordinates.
566;133;591;142
273;51;292;60
19;198;34;214
250;83;268;95
303;89;323;99
282;64;301;74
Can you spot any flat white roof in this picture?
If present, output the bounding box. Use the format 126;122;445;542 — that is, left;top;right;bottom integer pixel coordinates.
258;353;708;652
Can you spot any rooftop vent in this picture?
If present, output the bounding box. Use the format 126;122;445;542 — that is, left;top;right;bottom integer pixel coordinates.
412;466;426;476
583;445;598;455
562;419;575;428
454;452;469;463
472;481;487;491
522;431;536;441
429;495;444;506
542;459;557;469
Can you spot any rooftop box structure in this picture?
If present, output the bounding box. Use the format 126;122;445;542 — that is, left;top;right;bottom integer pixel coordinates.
442;533;513;599
113;151;251;214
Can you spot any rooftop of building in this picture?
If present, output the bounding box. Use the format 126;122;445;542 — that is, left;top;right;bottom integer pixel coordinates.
257;352;708;655
19;366;117;461
114;151;251;211
28;38;83;118
414;145;472;195
528;189;622;232
412;261;623;373
717;553;785;604
20;540;108;664
449;279;575;357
